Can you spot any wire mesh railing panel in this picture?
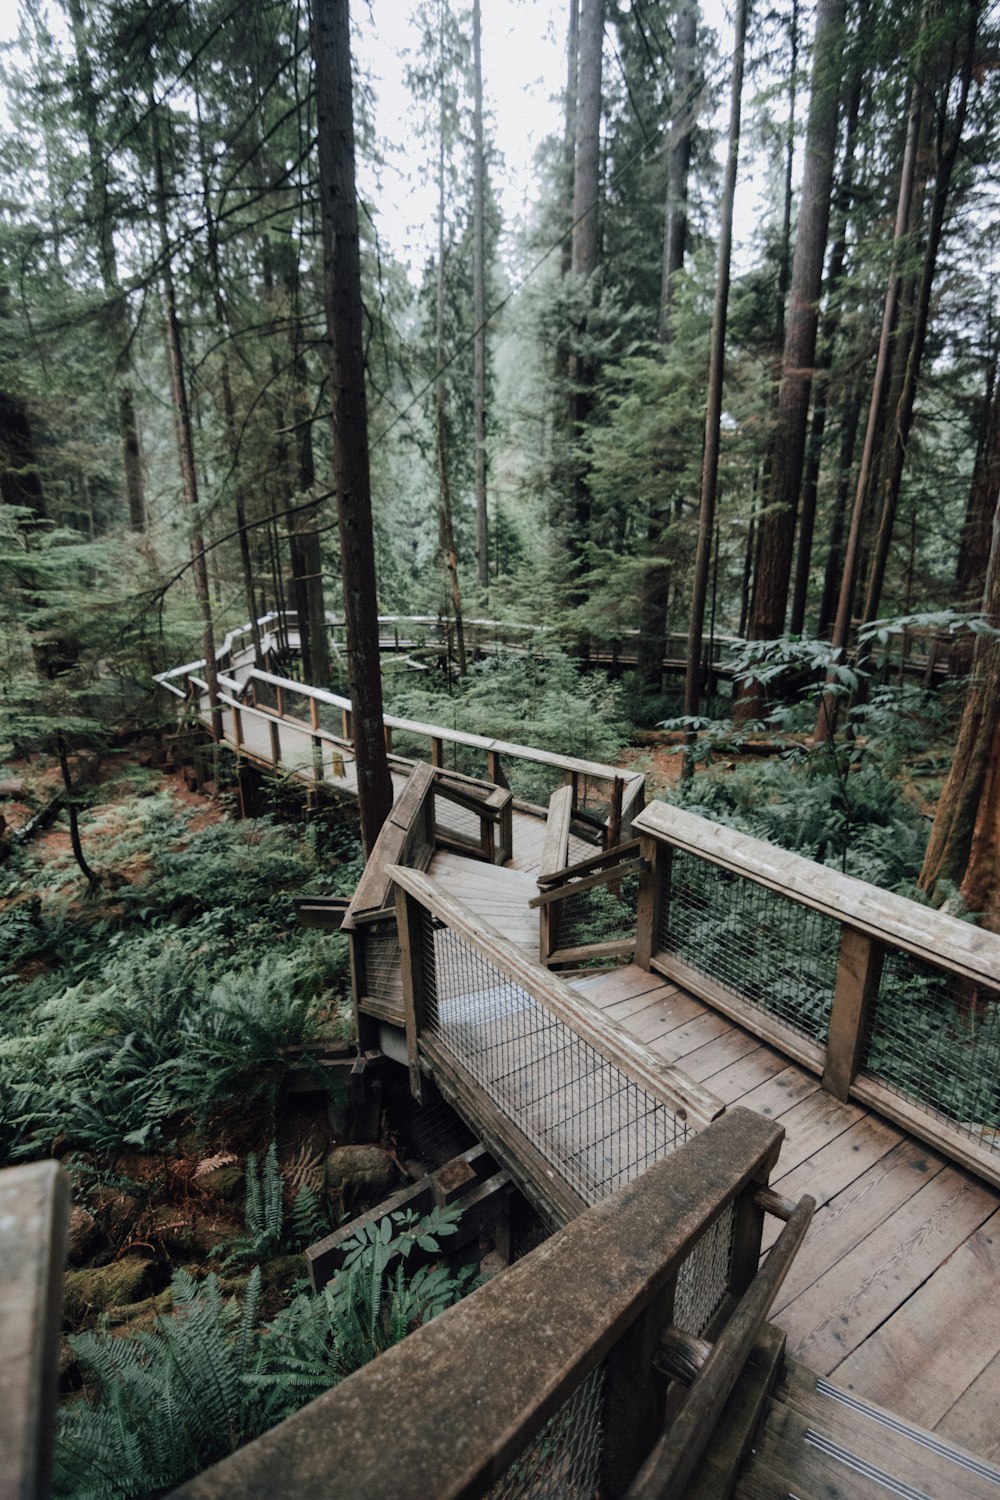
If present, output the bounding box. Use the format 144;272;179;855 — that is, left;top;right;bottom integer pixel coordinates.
360;918;403;1010
576;774;614;825
552;873;640;961
657;850;839;1046
433;792;485;848
502;758;572;810
860;951;1000;1154
673;1200;736;1336
423;918;691;1204
487;1364;605;1500
275;719;320;780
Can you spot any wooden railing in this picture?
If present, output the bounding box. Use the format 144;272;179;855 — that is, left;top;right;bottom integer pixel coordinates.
533;837;646;971
389;864;721;1226
166;1109;805;1500
633;801;1000;1188
0;1160;69;1500
158;653;643;848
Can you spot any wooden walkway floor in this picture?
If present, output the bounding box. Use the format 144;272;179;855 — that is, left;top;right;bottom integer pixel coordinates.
573;962;1000;1462
424;827;1000;1460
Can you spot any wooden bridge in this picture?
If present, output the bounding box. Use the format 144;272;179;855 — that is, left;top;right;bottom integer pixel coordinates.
138;615;1000;1494
10;618;996;1498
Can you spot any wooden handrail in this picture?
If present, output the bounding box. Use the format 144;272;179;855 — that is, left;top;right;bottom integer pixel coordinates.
388;865;723;1129
537;837;643;889
625;1191;815;1500
634;801;1000;985
0;1161;70;1500
529;855;647;909
166;1110;783;1500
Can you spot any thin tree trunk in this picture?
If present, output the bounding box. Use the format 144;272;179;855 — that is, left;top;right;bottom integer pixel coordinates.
862;0;979;625
683;0;748;741
312;0;392;854
814;63;924;740
817;377;863;634
152;110;221;741
561;0;580;279
773;0;799;358
956;354;1000;607
67;0;145;531
658;0;697;343
789;41;863;636
919;493;1000;915
472;0;489;591
744;0;846;658
434;2;467;675
57;737;100;888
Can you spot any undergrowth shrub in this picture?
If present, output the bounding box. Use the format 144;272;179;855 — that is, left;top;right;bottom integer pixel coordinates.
0;793;361;1161
54;1207;474;1499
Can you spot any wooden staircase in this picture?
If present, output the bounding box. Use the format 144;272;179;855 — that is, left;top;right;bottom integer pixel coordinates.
723;1334;1000;1500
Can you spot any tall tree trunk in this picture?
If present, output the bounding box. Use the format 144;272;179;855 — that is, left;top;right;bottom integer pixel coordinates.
67;0;145;531
638;0;697;692
152;111;221;741
565;0;605;604
472;0;489;592
862;0;979;625
789;42;863;636
682;0;748;738
773;0;799;358
560;0;580;279
434;3;467;676
814;63;924;740
193;79;262;668
816;377;863;634
313;0;392;854
919;493;1000;921
744;0;846;658
956;355;1000;607
658;0;697;343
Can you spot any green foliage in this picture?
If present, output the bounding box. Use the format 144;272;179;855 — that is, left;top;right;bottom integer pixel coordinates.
386;650;628;769
54;1208;475;1499
0;799;357;1161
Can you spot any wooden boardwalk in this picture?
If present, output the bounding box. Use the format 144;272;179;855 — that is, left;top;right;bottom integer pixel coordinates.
428;818;1000;1460
178;646;999;1470
571;961;1000;1461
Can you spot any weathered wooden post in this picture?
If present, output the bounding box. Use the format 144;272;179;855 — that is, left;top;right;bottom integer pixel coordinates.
395;885;435;1103
823;927;884;1101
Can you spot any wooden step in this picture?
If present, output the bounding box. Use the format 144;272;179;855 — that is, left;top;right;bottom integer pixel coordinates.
735;1356;1000;1500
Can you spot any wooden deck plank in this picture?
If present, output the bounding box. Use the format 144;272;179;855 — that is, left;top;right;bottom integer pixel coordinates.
770;1111;902;1206
646;1009;734;1062
775;1166;997;1376
734;1064;819;1121
771;1139;947;1312
670;1026;761;1083
610;987;708;1039
570;964;665;1010
938;1348;1000;1464
697;1046;788;1107
830;1208;1000;1431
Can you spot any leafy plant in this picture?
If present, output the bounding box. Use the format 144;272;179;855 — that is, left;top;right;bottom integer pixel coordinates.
54;1207;476;1499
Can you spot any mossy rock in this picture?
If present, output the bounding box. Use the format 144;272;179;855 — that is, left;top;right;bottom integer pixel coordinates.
64;1258;154;1322
325;1145;395;1199
104;1286;175;1332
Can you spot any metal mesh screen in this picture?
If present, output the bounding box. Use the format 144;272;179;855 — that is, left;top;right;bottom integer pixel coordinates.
658;850;838;1046
576;774;613;825
551;872;640;962
860;951;1000;1154
487;1365;605;1500
502;758;572;811
674;1200;736;1335
424;918;691;1203
360;919;403;1010
434;791;485;848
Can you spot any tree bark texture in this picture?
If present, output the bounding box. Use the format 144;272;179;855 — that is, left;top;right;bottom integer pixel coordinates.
746;0;846;648
683;0;748;728
658;0;697;343
313;0;393;854
472;0;488;590
152;113;222;742
68;0;145;531
956;362;1000;608
862;0;979;625
919;494;1000;923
